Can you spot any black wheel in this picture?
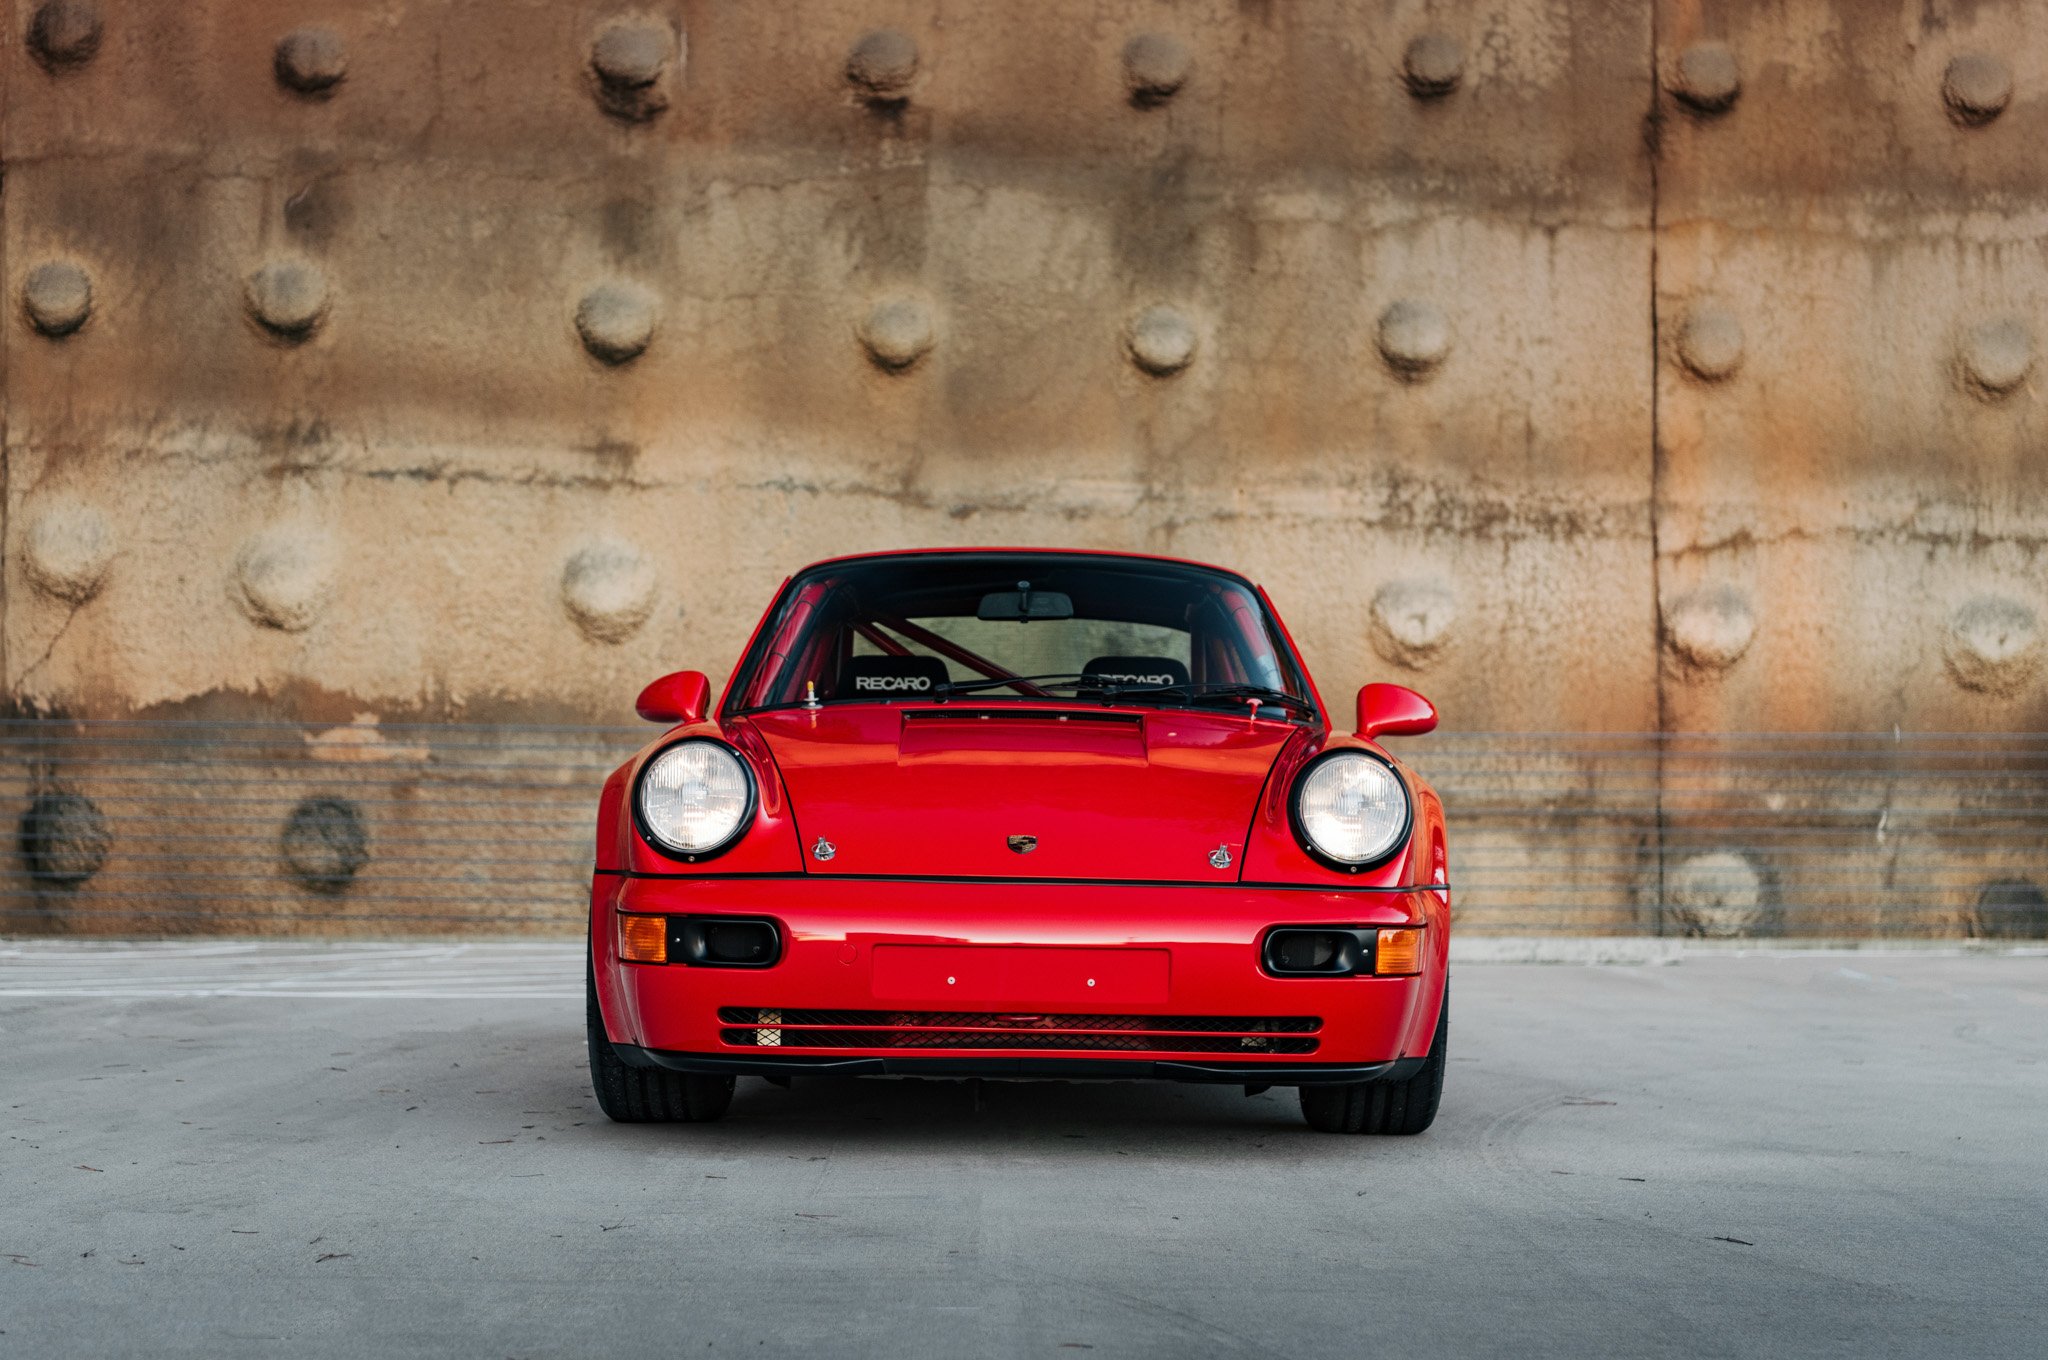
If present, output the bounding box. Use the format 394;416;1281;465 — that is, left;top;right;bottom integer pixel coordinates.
1300;985;1447;1135
587;965;735;1123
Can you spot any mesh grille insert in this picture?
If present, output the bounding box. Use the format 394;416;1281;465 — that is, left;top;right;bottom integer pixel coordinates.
719;1027;1317;1054
717;1008;1320;1054
720;1008;1319;1032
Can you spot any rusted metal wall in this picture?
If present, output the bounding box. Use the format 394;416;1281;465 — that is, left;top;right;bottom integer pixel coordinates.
1648;0;2048;937
3;1;2043;936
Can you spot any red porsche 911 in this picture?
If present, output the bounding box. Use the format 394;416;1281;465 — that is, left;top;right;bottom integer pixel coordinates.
587;549;1450;1134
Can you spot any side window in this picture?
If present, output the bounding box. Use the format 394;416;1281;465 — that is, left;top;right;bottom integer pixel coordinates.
1199;589;1285;691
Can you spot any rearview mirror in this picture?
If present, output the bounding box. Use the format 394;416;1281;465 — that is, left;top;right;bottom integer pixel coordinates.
977;583;1074;621
1357;683;1437;740
635;670;712;725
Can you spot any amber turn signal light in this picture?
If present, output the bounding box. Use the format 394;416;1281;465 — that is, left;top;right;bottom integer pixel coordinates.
620;914;667;964
1374;927;1424;976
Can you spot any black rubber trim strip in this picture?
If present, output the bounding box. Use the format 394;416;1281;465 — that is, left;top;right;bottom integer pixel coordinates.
593;868;1439;893
614;1044;1423;1085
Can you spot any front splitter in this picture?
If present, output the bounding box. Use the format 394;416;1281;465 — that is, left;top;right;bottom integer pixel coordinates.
614;1043;1426;1086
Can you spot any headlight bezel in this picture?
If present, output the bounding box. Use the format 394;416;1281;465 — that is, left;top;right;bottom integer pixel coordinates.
1288;748;1414;873
630;739;758;862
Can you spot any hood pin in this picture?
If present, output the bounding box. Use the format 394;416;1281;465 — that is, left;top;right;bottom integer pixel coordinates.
812;838;836;862
1209;844;1232;870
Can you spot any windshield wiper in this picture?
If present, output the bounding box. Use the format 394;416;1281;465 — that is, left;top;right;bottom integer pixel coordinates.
1100;682;1314;713
927;674;1313;714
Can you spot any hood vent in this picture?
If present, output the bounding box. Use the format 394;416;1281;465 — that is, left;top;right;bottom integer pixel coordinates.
898;708;1146;763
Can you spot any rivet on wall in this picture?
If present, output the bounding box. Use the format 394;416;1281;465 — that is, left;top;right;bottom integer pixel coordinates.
234;525;335;632
846;29;918;104
281;796;370;893
21;500;113;604
1944;596;2040;696
19;791;111;886
1662;585;1755;672
27;0;102;73
1942;54;2011;126
1401;33;1464;98
275;27;347;96
859;297;935;371
1666;851;1770;938
1122;33;1189;106
590;21;679;122
561;538;658;644
1671;41;1741;114
575;282;659;364
1369;579;1457;670
1956;318;2032;398
1124;305;1196;376
1968;879;2048;939
1376;300;1450;378
245;259;330;342
22;259;93;337
1675;303;1744;381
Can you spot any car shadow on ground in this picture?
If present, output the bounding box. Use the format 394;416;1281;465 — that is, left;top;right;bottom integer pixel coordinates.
553;1071;1412;1156
452;1023;1427;1155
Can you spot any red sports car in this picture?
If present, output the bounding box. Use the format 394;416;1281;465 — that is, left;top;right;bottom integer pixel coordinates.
587;550;1450;1134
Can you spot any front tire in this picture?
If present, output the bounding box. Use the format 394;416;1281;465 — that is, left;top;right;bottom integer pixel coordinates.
1300;985;1447;1135
587;965;735;1123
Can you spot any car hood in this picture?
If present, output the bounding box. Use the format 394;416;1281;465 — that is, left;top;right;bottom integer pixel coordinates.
747;705;1302;882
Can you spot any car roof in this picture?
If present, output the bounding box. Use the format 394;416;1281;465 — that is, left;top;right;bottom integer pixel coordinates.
792;546;1259;587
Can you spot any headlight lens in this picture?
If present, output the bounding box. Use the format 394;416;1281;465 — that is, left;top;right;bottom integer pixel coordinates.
637;742;753;855
1295;753;1410;866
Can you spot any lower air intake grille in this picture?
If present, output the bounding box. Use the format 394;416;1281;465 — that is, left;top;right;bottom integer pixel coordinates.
717;1009;1321;1054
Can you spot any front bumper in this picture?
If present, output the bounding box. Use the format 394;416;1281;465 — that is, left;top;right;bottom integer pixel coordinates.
593;874;1448;1073
615;1044;1430;1085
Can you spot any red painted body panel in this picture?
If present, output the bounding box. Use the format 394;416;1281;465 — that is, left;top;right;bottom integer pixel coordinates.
1356;682;1439;740
635;670;711;724
794;544;1266;581
593;874;1448;1066
871;944;1170;1006
751;704;1297;881
592;549;1452;1083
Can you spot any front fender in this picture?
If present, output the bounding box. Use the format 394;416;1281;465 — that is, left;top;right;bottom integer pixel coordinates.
593;718;805;876
1239;729;1446;894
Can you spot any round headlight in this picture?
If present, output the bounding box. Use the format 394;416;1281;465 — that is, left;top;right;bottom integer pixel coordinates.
1294;752;1411;867
636;741;754;856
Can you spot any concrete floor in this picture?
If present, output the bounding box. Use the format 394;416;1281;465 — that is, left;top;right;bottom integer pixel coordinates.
2;942;2044;1359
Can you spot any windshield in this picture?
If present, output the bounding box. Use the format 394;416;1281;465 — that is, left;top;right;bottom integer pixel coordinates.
728;554;1315;718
